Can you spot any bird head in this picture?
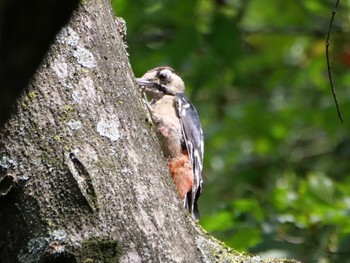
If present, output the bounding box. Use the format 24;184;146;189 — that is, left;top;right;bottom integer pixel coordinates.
136;66;185;96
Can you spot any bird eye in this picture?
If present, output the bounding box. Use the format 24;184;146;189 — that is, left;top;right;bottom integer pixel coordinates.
158;73;167;82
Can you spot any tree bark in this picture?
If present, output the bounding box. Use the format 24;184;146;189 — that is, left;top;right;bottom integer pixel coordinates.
0;0;300;262
0;0;79;126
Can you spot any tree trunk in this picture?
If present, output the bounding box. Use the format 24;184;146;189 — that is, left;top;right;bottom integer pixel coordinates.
0;0;299;262
0;0;79;125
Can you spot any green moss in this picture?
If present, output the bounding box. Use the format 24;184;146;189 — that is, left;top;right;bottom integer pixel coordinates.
28;91;36;100
60;105;74;122
21;90;37;109
194;225;300;263
95;157;116;171
78;238;122;263
80;0;89;6
54;134;61;142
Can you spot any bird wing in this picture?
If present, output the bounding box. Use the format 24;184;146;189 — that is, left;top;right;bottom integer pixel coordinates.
175;93;204;219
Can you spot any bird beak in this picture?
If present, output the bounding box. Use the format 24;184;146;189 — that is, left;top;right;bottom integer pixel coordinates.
136;78;156;88
136;78;172;95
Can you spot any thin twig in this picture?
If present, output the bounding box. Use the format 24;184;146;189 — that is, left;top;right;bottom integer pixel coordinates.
326;0;344;122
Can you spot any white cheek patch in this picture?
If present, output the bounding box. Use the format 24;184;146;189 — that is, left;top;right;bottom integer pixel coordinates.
162;69;172;78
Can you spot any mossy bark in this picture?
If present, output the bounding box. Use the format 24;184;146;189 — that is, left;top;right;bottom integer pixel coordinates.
0;0;300;262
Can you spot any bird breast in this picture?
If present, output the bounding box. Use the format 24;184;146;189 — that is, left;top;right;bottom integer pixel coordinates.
150;95;182;158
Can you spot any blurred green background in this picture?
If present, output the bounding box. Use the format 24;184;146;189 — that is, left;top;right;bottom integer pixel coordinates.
112;0;350;262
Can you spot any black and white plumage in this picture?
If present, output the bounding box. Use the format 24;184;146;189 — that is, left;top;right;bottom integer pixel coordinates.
175;93;204;218
136;66;204;219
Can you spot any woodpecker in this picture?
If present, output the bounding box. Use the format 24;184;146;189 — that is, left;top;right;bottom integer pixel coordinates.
136;66;204;219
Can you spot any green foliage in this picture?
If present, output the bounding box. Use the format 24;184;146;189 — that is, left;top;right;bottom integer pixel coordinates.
112;0;350;261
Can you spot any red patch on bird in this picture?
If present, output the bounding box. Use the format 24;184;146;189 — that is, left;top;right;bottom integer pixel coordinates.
168;154;193;199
